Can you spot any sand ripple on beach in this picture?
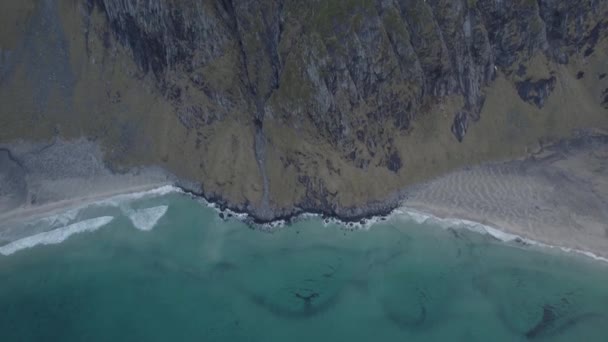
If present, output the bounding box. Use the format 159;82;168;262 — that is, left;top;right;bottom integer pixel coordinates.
405;139;608;258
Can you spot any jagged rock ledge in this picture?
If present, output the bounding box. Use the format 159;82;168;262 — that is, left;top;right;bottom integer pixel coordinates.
2;132;607;262
0;137;403;229
174;180;403;227
2;131;606;232
175;130;608;231
2;0;608;225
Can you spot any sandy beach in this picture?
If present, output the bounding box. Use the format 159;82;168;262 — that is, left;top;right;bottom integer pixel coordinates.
0;180;173;226
2;134;608;261
403;133;608;259
0;139;176;240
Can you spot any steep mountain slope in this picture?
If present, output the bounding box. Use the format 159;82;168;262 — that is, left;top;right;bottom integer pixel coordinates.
1;0;607;220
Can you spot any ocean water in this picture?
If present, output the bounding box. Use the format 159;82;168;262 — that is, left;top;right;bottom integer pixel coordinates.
1;190;608;341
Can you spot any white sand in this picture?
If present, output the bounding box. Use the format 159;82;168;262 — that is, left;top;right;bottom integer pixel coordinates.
2;136;607;261
0;139;178;234
0;181;172;227
403;136;608;259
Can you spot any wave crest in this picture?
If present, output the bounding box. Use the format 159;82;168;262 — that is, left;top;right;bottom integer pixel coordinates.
0;216;114;256
127;206;168;231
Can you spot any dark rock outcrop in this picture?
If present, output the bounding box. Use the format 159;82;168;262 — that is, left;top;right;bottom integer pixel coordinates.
43;0;608;220
516;77;557;108
451;111;469;142
1;0;608;222
82;0;605;144
386;151;402;173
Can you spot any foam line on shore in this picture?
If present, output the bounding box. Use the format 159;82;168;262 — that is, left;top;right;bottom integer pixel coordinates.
164;187;608;263
94;185;181;208
0;216;114;256
39;208;80;227
393;207;608;264
7;183;606;264
40;185;180;225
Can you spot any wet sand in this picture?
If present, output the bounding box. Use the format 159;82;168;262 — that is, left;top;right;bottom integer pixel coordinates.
2;134;608;260
0;138;175;232
0;180;172;226
403;133;608;258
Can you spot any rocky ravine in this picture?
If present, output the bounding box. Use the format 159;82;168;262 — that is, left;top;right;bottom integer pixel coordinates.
1;0;608;221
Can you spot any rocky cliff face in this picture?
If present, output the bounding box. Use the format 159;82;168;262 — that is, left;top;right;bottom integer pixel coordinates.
1;0;608;221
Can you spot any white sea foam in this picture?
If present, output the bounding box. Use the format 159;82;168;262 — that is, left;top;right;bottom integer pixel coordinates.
393;207;521;241
94;185;181;208
0;186;178;255
35;183;601;264
308;206;608;263
38;208;80;227
21;185;180;228
198;199;249;221
0;216;114;256
393;206;608;264
194;193;608;263
127;205;169;231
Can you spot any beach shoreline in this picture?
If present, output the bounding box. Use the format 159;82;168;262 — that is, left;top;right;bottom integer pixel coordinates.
1;178;607;264
394;205;608;263
0;182;174;226
1;133;607;262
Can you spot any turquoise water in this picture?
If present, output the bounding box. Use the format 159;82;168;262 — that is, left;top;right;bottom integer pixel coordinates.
1;192;608;341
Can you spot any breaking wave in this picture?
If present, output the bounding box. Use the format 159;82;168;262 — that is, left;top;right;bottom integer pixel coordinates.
4;183;606;263
126;205;169;231
94;185;180;208
0;216;114;256
0;185;179;256
38;208;80;227
23;185;179;230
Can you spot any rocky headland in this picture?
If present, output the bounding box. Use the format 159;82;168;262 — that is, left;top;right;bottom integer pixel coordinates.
1;0;608;228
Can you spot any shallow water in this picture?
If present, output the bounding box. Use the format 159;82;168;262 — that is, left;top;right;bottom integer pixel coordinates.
1;192;608;341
